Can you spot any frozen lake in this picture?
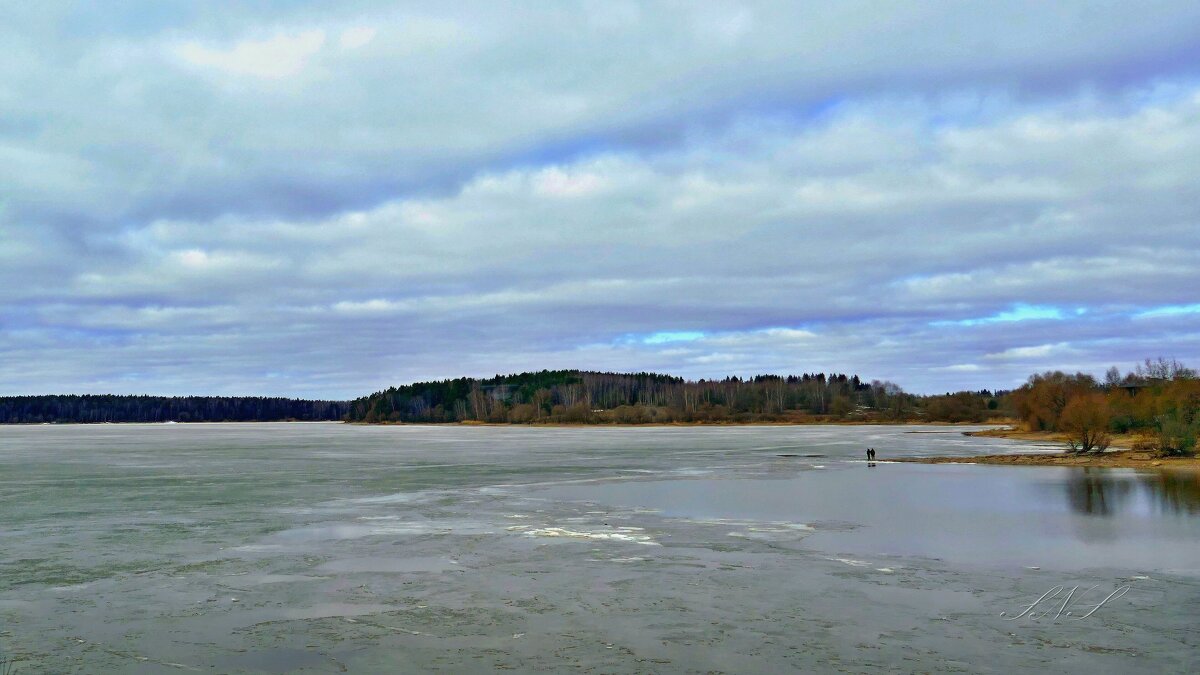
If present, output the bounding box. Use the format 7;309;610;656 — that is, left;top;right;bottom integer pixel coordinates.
1;423;1197;673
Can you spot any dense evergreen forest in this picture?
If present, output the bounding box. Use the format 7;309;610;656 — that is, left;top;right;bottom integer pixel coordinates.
0;395;349;424
346;369;1007;424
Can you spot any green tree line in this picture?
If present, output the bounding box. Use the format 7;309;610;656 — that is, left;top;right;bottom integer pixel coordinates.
346;369;1008;425
0;395;349;424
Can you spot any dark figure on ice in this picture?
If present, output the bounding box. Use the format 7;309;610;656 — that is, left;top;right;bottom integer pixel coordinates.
866;448;876;461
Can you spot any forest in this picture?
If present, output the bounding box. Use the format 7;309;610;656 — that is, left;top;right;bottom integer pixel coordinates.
6;359;1194;458
346;359;1199;458
1010;358;1200;455
345;369;1007;425
0;395;349;424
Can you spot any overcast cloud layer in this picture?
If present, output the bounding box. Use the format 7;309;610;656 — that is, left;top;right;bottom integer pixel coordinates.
2;1;1199;397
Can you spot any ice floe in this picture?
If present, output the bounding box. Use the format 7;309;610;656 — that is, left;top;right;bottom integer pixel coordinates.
510;525;659;545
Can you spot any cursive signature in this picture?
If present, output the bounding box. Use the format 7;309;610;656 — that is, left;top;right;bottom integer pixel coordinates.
1001;584;1131;622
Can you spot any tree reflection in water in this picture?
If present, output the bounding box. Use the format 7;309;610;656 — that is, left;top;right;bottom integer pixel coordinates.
1065;468;1200;516
1065;469;1132;517
1148;470;1200;515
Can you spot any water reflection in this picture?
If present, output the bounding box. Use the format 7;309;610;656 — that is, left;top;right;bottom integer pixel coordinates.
1065;469;1200;517
1149;470;1200;515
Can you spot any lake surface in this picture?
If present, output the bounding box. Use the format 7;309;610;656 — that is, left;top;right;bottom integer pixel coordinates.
1;423;1197;673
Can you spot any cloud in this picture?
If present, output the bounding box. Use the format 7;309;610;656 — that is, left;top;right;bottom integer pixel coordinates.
1;3;1199;396
936;364;983;372
338;26;377;51
985;343;1071;360
532;167;610;198
332;299;403;315
175;29;327;78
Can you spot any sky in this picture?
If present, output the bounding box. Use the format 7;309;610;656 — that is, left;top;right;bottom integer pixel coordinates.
2;1;1199;398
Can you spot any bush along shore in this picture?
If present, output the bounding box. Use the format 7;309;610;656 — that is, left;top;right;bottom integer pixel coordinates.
1000;358;1199;457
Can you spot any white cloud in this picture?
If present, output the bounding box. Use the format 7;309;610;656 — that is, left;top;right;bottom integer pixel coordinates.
338;26;377;50
175;249;210;268
175;29;326;78
936;364;983;372
985;343;1070;360
332;299;403;314
532;167;609;198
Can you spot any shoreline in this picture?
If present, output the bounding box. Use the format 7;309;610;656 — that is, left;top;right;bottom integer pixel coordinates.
894;449;1200;470
3;419;1011;428
350;419;1014;428
4;420;1009;427
960;426;1138;449
909;426;1200;469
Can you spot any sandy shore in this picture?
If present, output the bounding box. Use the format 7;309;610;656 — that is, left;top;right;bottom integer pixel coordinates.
895;449;1200;470
961;426;1140;448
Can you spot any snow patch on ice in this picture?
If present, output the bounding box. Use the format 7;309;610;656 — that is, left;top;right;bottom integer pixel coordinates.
512;525;660;545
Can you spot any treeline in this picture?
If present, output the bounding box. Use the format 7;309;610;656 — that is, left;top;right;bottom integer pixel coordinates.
0;395;350;424
1012;358;1199;455
347;369;1008;425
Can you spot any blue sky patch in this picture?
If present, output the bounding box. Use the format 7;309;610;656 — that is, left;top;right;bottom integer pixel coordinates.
641;331;707;345
933;304;1067;327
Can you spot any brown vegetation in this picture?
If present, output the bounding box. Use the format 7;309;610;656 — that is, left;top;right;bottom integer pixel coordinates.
1010;358;1199;456
1059;393;1113;453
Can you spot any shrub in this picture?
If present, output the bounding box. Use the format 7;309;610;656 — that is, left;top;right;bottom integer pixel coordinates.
1060;393;1112;453
1156;412;1198;456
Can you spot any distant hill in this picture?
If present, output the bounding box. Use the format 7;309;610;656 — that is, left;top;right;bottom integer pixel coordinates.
0;395;349;424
